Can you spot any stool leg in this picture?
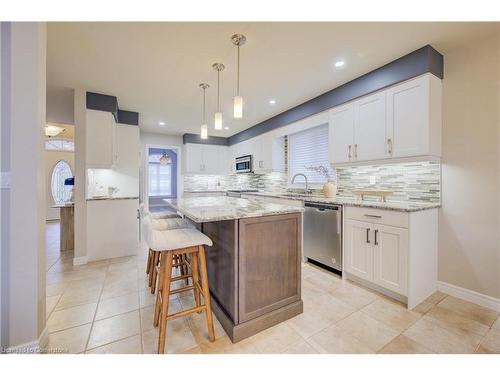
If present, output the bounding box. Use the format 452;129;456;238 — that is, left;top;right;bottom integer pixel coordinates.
182;254;189;285
153;253;164;328
158;251;173;354
146;249;152;275
190;252;201;312
197;245;215;342
150;251;160;294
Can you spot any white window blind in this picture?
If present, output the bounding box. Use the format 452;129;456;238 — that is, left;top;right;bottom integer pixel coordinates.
148;154;172;197
288;124;330;186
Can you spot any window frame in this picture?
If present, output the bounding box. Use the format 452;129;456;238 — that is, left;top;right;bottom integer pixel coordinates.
148;160;173;198
45;138;75;152
287;122;331;189
50;160;73;205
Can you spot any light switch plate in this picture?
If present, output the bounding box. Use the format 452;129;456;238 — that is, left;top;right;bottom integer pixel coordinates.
1;171;11;189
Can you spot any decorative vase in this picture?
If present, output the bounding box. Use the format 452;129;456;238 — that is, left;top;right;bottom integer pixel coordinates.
323;181;337;198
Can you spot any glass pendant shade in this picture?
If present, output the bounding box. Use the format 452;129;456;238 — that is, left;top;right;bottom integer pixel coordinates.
214;112;223;130
233;96;243;119
159;153;171;165
200;124;208;139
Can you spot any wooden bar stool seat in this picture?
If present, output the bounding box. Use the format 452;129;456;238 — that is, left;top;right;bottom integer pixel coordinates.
142;215;194;293
144;226;215;354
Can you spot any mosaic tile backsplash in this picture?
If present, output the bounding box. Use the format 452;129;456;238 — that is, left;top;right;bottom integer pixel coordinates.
183;161;441;204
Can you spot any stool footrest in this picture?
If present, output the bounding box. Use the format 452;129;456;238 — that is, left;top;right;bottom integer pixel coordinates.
167;305;206;320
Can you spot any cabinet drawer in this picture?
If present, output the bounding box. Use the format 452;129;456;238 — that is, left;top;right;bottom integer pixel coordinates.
345;206;408;228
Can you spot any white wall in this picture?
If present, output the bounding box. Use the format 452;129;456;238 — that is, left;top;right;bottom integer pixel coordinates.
73;89;87;265
45;150;74;220
439;30;500;300
0;22;47;349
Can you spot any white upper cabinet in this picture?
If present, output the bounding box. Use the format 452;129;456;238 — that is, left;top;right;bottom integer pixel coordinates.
86;109;116;169
228;131;283;174
329;73;442;165
252;133;273;173
184;143;229;175
354;91;387;162
115;124;140;172
329;103;355;164
386;74;441;158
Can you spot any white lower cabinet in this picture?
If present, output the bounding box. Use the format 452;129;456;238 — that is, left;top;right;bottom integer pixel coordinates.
372;223;408;296
344;206;437;308
344;219;374;282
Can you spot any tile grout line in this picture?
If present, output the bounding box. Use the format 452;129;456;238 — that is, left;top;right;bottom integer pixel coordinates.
83;263;110;353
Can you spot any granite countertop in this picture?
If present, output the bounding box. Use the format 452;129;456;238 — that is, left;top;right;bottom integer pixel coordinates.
164;196;304;223
241;191;440;212
183;190;227;193
86;196;139;201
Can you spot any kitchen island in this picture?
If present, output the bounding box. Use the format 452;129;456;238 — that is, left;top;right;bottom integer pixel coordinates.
165;196;304;343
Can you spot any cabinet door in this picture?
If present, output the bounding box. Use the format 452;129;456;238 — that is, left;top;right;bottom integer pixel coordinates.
344;219;373;281
354;92;387;161
184;143;203;173
386;76;429;158
373;224;408;295
202;145;219;174
329;104;355;164
115;124;139;170
86;109;115;169
253;133;273;173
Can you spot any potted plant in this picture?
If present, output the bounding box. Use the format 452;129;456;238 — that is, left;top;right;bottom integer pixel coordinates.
305;165;337;198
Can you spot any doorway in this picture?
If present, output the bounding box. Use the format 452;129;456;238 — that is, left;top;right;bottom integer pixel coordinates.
146;146;179;212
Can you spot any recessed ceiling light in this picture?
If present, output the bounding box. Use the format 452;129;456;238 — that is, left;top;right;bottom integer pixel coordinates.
269;100;276;105
334;60;345;68
224;127;229;130
158;121;166;126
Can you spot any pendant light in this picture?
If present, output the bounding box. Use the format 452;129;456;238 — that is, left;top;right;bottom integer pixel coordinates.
212;63;225;130
159;152;171;165
231;34;246;119
199;83;210;139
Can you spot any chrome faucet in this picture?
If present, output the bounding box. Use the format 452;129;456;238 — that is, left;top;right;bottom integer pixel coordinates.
291;173;309;195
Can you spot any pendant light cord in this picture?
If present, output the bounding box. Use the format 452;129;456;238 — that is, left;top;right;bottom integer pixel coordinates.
237;45;240;96
217;70;220;111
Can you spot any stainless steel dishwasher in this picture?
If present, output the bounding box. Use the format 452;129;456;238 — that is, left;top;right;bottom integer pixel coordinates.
303;202;342;273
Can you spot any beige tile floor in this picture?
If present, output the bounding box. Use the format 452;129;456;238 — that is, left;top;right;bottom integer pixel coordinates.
45;222;500;354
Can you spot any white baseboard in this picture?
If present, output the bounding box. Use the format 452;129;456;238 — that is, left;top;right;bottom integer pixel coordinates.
6;326;48;354
73;256;88;266
438;281;500;312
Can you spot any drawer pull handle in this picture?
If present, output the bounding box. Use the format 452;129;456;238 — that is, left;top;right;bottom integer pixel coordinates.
374;229;379;245
366;228;370;244
364;214;382;219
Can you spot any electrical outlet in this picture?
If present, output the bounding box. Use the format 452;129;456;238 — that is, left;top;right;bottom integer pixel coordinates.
369;175;376;185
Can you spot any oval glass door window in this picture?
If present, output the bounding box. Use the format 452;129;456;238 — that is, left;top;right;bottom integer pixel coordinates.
51;160;72;204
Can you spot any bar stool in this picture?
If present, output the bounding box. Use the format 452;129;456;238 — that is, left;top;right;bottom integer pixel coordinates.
143;225;215;354
139;203;179;220
141;214;193;294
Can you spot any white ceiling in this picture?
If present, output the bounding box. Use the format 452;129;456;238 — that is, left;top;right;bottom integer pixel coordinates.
47;22;498;137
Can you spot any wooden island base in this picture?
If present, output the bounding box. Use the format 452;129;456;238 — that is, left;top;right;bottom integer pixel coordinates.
199;212;303;343
211;296;303;343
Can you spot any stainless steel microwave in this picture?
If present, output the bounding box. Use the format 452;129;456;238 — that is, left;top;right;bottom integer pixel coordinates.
235;155;253;173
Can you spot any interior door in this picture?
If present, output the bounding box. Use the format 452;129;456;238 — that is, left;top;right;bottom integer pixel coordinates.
344;219;373;281
329;104;355;164
373;224;408;295
354;92;387;161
